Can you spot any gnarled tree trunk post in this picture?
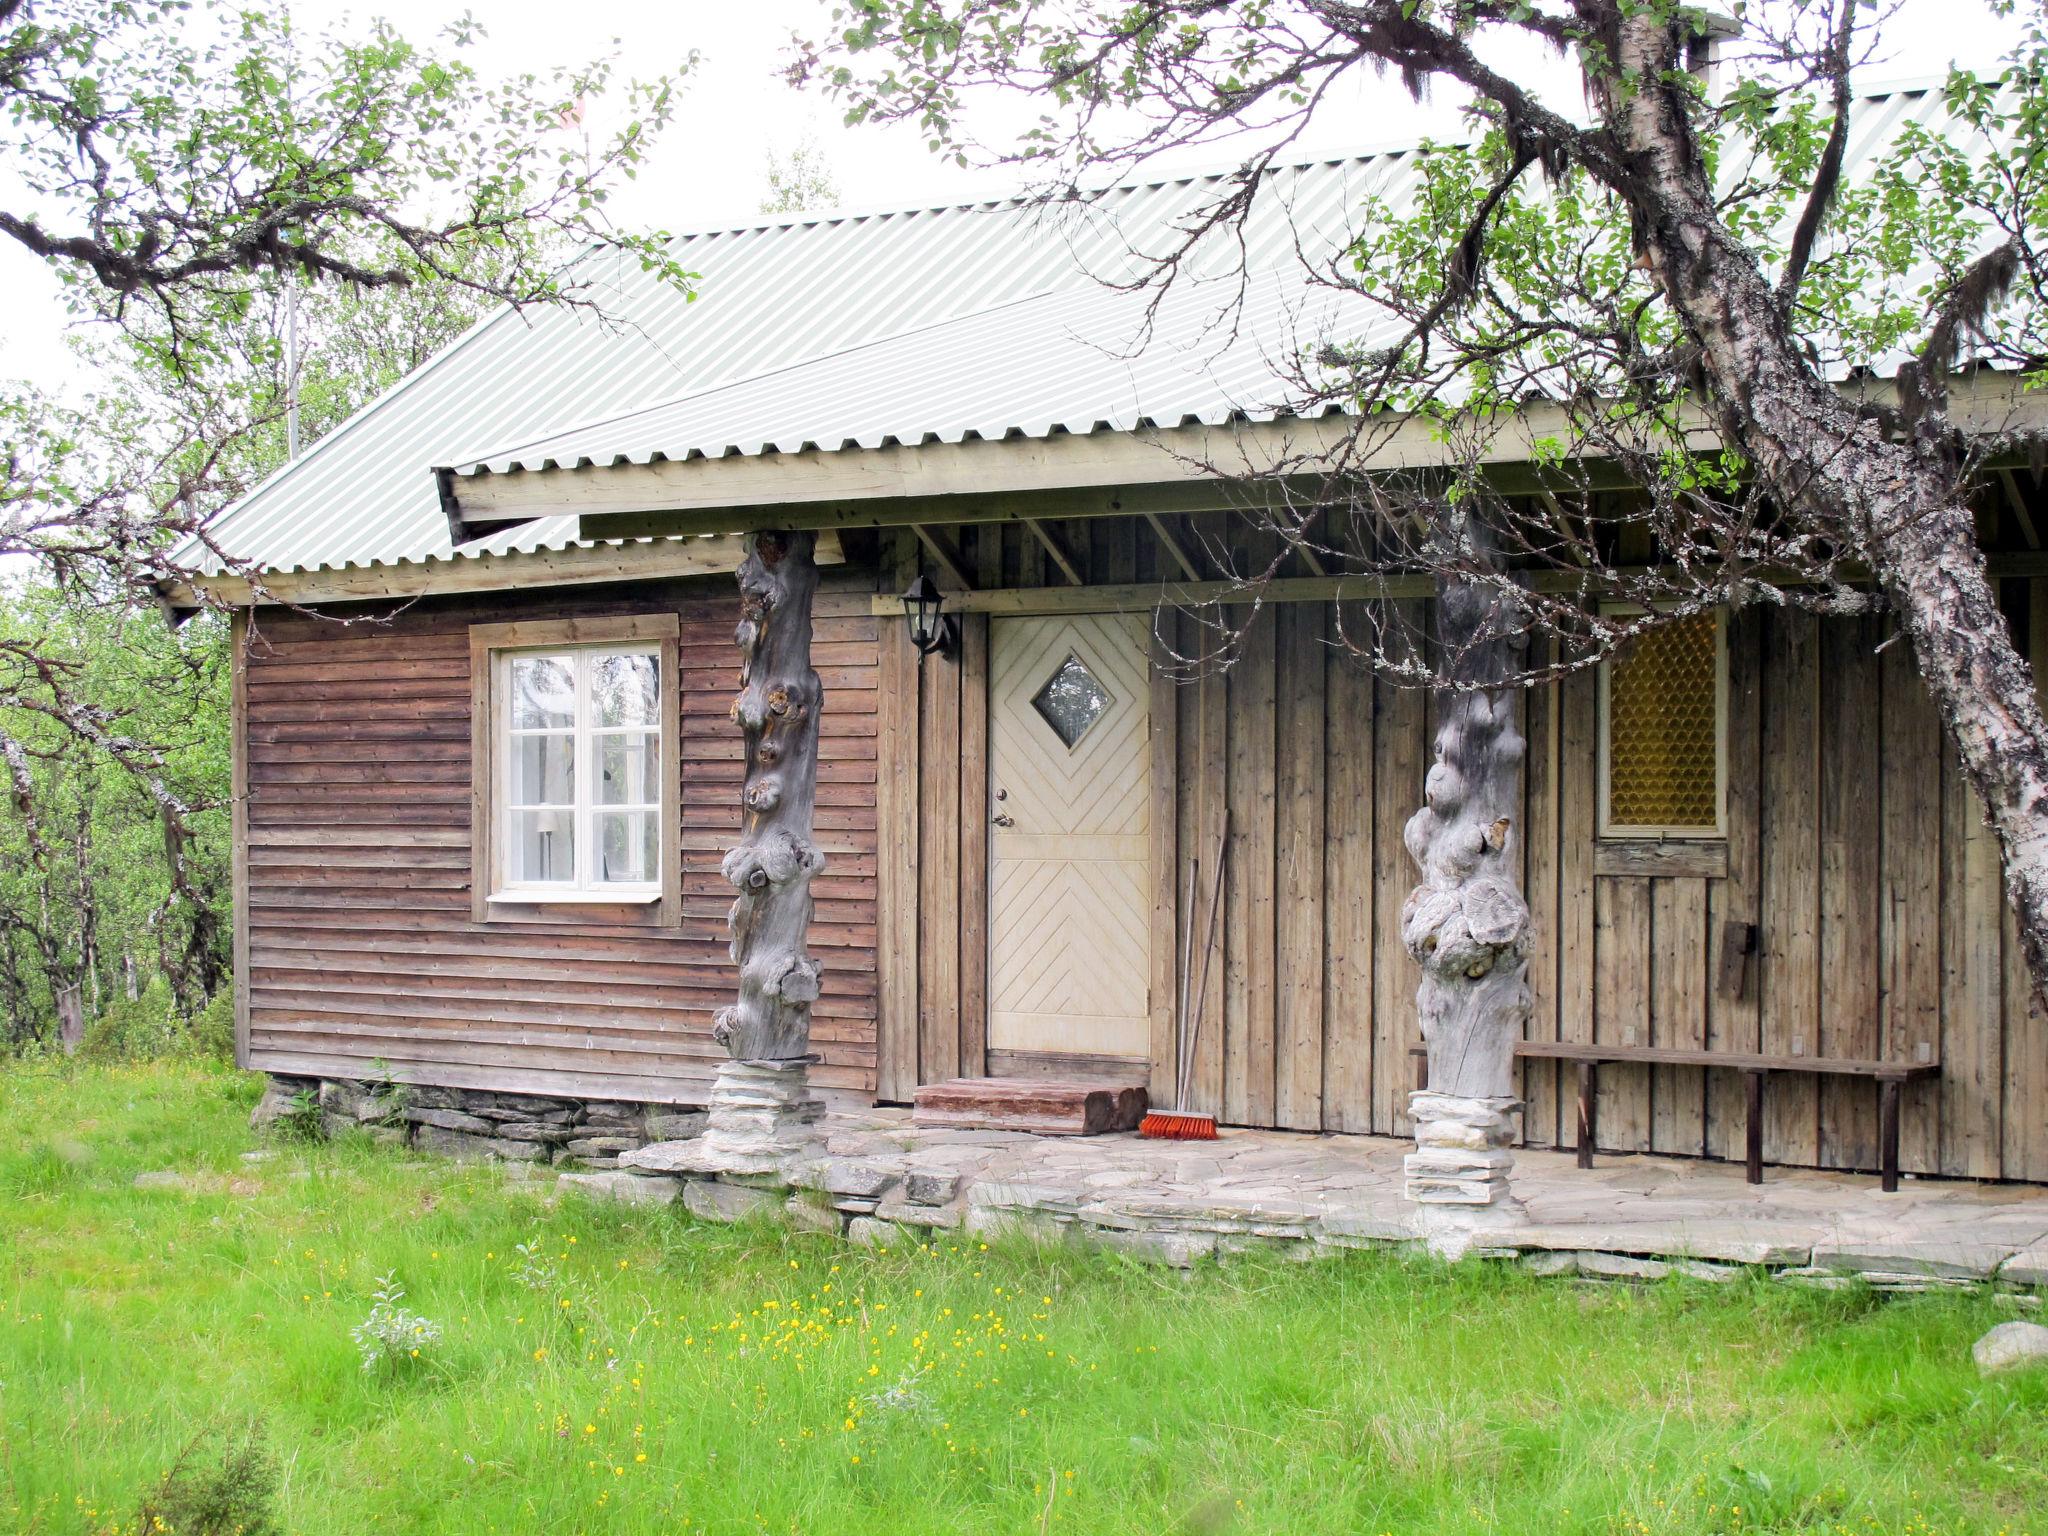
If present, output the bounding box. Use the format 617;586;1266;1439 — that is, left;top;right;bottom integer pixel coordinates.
700;529;827;1171
1401;522;1532;1231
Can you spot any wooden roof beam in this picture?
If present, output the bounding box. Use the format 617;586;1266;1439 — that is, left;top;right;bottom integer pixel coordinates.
865;549;2048;618
166;531;846;610
911;524;974;589
435;373;2048;542
1998;467;2042;550
1024;518;1085;584
1142;511;1202;582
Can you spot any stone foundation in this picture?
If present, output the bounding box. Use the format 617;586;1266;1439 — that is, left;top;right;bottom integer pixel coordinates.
256;1085;2048;1294
250;1073;708;1166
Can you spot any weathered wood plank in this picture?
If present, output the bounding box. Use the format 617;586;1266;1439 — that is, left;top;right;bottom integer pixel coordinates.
1223;601;1278;1126
1759;608;1821;1165
912;1076;1147;1135
1707;610;1764;1163
1322;631;1375;1134
1185;597;1229;1118
1593;841;1730;879
918;621;964;1085
1274;602;1326;1130
1521;645;1561;1147
1941;706;2005;1178
957;531;997;1080
875;538;921;1100
1819;614;1884;1170
1594;874;1653;1150
1649;878;1709;1155
1556;664;1598;1149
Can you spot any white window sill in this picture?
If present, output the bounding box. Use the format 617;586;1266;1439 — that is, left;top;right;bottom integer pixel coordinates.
486;889;663;906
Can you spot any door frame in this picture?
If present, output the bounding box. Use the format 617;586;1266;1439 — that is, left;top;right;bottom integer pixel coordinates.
984;611;1157;1082
875;592;1179;1102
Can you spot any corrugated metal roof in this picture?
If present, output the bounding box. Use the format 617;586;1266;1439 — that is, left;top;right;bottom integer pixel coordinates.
449;269;1390;476
187;79;1982;576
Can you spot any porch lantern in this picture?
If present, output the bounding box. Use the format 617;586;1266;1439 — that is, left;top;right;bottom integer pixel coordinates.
899;573;959;658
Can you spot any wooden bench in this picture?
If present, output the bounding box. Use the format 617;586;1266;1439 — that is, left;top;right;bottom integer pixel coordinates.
1409;1042;1941;1191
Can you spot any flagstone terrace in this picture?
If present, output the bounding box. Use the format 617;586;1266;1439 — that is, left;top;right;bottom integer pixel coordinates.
591;1110;2048;1290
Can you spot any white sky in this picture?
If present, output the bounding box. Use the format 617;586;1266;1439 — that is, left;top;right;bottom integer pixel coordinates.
0;0;2028;397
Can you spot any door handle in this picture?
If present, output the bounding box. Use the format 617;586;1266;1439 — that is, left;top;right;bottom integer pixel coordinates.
992;812;1015;828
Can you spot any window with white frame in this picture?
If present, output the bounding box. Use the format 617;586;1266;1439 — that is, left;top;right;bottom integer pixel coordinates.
1598;607;1728;839
496;645;664;896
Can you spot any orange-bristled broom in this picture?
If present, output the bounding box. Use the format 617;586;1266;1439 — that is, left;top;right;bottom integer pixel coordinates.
1142;816;1226;1140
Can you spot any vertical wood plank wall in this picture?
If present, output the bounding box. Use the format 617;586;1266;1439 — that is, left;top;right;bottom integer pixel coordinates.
885;571;2048;1181
239;575;880;1104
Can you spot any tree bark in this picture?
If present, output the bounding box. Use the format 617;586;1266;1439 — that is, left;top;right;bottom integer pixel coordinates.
55;982;84;1055
1607;16;2048;999
1401;524;1532;1211
701;530;828;1166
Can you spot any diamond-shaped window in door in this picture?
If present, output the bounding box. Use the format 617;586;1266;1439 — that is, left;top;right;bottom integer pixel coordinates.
1031;652;1112;749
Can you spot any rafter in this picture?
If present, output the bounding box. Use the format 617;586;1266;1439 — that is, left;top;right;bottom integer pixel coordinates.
912;524;974;589
1024;518;1085;585
1141;510;1202;582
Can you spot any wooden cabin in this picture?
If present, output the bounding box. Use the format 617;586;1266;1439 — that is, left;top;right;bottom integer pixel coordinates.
182;85;2048;1183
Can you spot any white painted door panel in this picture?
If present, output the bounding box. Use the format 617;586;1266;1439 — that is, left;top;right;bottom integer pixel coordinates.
987;613;1151;1057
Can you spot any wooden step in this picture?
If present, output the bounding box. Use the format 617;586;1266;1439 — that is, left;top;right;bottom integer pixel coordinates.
911;1077;1148;1136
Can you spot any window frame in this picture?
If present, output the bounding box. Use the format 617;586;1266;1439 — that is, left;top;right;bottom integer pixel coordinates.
1596;604;1729;842
469;615;681;925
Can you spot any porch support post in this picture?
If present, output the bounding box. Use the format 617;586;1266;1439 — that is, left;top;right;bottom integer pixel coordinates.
1401;522;1532;1241
699;529;827;1171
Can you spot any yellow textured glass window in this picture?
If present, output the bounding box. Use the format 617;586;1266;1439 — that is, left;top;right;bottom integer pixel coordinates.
1607;612;1720;832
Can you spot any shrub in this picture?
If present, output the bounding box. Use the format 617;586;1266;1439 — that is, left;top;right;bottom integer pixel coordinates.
77;985;183;1061
272;1086;324;1144
350;1272;441;1373
188;989;236;1061
135;1424;280;1536
75;981;238;1063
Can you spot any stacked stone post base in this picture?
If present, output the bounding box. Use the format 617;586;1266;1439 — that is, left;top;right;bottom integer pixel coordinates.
619;1056;825;1183
1405;1090;1525;1259
701;1056;825;1165
1404;1090;1522;1208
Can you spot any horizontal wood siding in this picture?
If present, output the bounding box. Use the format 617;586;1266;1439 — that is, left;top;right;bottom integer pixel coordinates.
888;560;2048;1178
240;576;879;1104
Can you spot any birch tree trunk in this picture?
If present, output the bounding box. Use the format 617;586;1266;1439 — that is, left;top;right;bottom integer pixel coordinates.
1401;528;1532;1214
702;529;827;1165
1609;16;2048;997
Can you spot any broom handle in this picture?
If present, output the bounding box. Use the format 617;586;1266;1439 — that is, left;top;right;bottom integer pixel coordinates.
1180;813;1228;1114
1175;854;1199;1100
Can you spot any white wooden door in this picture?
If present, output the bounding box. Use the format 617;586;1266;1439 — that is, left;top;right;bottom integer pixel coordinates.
988;612;1152;1059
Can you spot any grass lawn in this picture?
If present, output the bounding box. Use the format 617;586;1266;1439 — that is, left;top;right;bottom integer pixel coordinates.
0;1061;2043;1535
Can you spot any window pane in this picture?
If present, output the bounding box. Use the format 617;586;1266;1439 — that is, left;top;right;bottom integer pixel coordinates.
1609;613;1719;830
597;731;660;806
1031;652;1111;748
510;656;575;728
510;733;575;806
597;810;659;885
509;809;575;883
592;652;659;728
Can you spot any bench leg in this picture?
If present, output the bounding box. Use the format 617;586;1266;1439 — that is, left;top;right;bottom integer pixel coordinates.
1880;1078;1901;1193
1744;1070;1764;1185
1576;1061;1597;1170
